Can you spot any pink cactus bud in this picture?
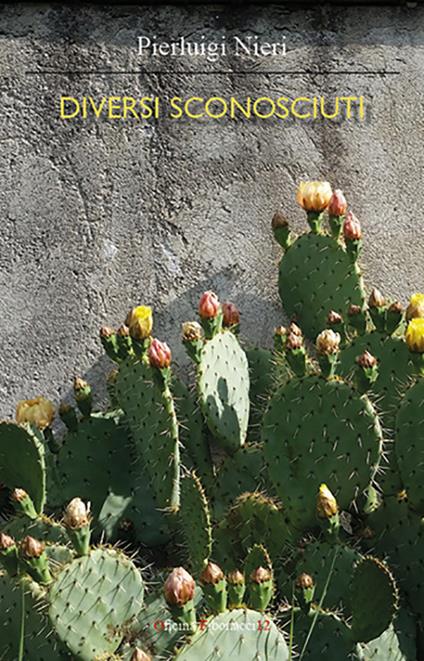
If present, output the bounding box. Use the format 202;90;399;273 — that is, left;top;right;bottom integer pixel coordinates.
356;351;378;369
343;212;362;241
250;566;272;584
148;339;172;370
288;322;303;337
21;536;45;559
116;324;130;337
164;567;195;606
0;533;15;550
11;488;28;502
200;561;224;585
316;329;341;355
227;569;245;585
100;325;114;338
271;210;289;229
296;572;314;589
198;291;220;319
389;301;403;314
286;333;303;351
222;302;240;327
368;287;386;309
327;310;343;325
328;189;347;217
348;304;362;317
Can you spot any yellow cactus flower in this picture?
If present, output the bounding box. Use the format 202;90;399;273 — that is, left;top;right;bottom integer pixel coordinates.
126;305;153;340
405;318;424;353
296;181;332;213
316;483;338;519
406;293;424;321
16;396;55;430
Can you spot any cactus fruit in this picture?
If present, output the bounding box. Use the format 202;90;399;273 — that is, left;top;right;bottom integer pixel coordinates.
49;548;144;660
197;331;250;454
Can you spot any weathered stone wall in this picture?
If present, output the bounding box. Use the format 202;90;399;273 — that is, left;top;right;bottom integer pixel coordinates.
0;3;423;416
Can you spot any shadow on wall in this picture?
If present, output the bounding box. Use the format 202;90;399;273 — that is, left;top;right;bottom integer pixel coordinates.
54;268;287;428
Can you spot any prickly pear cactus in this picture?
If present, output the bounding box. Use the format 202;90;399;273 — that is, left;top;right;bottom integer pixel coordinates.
0;422;46;514
366;496;424;623
179;471;212;574
51;414;171;545
173;378;214;494
293;540;361;612
0;572;70;659
350;557;398;643
176;608;289;660
263;375;383;529
339;333;416;430
278;233;365;339
48;548;144;660
214;444;268;517
358;609;417;661
115;359;180;511
198;331;250;454
2;181;424;659
246;347;281;440
395;378;424;512
293;610;354;661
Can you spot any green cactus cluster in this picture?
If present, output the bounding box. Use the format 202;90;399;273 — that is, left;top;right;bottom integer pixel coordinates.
1;181;424;659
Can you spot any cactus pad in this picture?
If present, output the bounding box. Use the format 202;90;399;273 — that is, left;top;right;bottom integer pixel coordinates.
176;608;288;660
350;557;398;643
228;492;291;562
278;233;364;339
198;331;250;454
246;347;281;440
115;359;180;510
49;548;144;660
214;444;267;517
0;422;46;514
263;376;383;528
0;573;70;659
179;472;212;575
293;540;361;612
357;609;417;661
293;610;354;661
173;379;214;494
396;378;424;512
339;333;416;430
52;416;170;545
367;496;424;622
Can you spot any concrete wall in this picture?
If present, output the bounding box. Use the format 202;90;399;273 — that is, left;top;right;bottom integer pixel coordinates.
0;3;423;417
